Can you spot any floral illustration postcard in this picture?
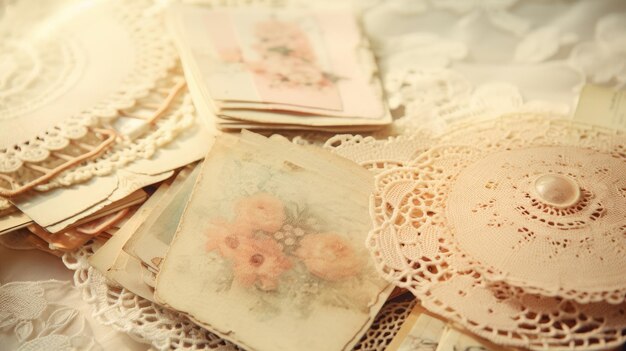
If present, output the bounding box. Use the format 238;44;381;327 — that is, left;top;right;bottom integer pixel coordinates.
168;5;386;119
155;133;392;351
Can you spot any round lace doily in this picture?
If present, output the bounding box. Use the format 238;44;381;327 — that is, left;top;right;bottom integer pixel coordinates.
0;0;177;174
62;242;416;351
447;145;626;301
329;114;626;351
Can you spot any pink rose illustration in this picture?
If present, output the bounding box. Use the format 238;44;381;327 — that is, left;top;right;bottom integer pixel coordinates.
247;19;334;89
205;218;253;259
232;236;292;291
235;193;286;234
295;233;362;281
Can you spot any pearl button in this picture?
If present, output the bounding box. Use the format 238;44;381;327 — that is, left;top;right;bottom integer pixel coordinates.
534;174;581;209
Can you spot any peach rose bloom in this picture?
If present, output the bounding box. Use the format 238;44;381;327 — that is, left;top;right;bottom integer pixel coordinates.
232;236;292;291
295;233;362;281
205;218;253;259
235;193;285;234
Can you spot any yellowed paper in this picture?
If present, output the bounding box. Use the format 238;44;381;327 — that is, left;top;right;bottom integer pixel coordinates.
125;164;201;271
435;325;514;351
574;84;626;131
0;190;146;236
156;133;391;351
386;304;446;351
89;179;174;277
0;211;30;236
107;251;155;301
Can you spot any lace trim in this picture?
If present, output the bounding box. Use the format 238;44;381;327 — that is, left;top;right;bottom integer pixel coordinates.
0;69;195;199
35;72;195;192
63;242;239;351
0;0;178;175
0;128;117;197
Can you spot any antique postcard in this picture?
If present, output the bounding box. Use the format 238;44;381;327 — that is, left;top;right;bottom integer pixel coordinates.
156;133;391;351
166;4;392;131
174;6;383;114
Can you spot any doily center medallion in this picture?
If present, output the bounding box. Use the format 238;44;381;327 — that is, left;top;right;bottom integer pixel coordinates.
446;146;626;298
533;173;580;209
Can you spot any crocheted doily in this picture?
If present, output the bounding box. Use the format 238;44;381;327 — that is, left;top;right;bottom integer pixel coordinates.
329;114;626;351
0;0;178;196
324;134;434;173
434;116;626;302
61;242;416;351
446;146;626;299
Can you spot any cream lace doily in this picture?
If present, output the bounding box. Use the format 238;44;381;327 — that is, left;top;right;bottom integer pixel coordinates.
0;0;180;196
324;134;435;173
62;242;416;351
1;0;177;154
331;114;626;351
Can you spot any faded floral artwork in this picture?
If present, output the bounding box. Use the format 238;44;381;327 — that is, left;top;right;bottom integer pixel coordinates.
249;19;339;89
156;134;390;351
221;18;339;90
205;191;371;315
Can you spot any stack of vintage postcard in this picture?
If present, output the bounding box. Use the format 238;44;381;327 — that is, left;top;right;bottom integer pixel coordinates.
166;5;392;132
0;189;148;253
90;131;393;351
